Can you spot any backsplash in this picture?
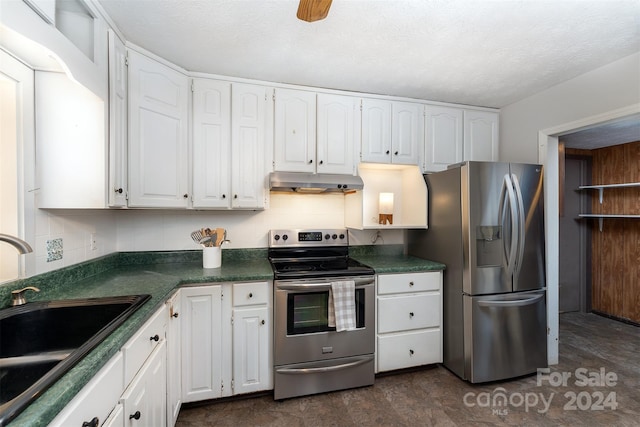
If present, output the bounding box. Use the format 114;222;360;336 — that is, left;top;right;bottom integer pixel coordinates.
29;193;403;277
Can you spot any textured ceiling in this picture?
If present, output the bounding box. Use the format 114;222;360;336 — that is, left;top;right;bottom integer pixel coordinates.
97;0;640;109
560;114;640;149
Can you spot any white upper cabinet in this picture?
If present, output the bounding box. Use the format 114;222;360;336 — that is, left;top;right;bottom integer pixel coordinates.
127;49;189;208
107;29;128;207
23;0;56;24
361;99;422;165
192;79;232;208
192;80;270;209
274;88;317;173
274;90;358;175
423;105;463;172
316;93;360;175
230;83;271;208
463;110;499;162
361;98;392;163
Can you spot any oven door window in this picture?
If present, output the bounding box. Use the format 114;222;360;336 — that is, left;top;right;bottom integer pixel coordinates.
287;289;365;335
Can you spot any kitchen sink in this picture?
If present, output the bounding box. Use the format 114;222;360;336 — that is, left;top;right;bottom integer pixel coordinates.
0;294;151;426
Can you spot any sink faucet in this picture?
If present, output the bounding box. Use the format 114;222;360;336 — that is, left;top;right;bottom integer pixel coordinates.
11;286;40;306
0;233;33;254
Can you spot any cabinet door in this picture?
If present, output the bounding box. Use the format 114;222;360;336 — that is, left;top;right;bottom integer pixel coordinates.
361;98;392;163
274;88;316;172
391;101;422;165
23;0;56;24
121;340;167;427
192;78;231;208
108;30;128;207
232;306;272;394
166;292;182;427
424;105;463;172
181;285;227;402
128;50;189;207
231;84;269;208
316;94;359;175
49;352;124;427
463;110;499;162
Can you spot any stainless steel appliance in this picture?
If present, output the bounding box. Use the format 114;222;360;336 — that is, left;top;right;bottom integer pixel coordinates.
407;161;547;383
269;229;375;400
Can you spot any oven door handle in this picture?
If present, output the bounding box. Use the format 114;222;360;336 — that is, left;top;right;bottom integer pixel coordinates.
276;277;374;291
275;355;374;375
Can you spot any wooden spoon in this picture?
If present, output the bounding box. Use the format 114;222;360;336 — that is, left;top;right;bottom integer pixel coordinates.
215;228;225;246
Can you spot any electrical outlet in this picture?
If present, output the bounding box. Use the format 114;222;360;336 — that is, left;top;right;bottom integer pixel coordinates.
90;233;97;251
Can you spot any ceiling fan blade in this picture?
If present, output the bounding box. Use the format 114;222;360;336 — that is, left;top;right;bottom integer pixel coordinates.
297;0;333;22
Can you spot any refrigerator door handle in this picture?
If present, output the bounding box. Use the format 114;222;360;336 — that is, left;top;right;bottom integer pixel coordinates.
477;293;544;307
511;174;526;279
499;174;518;276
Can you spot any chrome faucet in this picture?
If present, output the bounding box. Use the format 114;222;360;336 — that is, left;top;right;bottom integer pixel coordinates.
0;233;33;254
11;286;40;306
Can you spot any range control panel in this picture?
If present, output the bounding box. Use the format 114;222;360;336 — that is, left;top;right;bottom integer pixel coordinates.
269;229;349;247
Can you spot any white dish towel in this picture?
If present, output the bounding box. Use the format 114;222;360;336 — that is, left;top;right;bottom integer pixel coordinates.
328;280;356;332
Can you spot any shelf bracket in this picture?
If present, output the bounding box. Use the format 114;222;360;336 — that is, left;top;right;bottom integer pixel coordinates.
598;217;603;232
598;188;603;204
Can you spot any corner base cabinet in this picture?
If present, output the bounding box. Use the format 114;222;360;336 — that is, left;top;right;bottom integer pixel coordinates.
376;271;443;372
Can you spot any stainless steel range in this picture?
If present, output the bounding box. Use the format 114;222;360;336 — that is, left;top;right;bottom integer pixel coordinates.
269;229;375;400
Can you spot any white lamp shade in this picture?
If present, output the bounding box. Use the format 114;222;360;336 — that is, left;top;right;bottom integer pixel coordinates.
379;193;394;214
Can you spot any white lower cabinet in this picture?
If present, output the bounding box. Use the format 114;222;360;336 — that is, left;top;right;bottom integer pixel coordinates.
376;271;443;373
181;281;272;403
50;303;169;427
181;284;229;402
166;291;182;426
49;352;125;427
121;340;167;427
232;281;272;394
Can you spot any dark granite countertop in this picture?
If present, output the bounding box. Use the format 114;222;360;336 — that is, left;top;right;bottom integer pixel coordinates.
3;246;442;427
5;249;272;427
350;245;446;273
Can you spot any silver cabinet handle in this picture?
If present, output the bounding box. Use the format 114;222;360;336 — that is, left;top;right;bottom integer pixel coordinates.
478;294;544;308
276;355;373;375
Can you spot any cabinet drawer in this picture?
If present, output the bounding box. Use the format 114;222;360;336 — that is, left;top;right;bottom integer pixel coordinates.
233;281;268;307
122;305;166;384
377;329;441;372
49;352;124;427
377;272;441;294
378;294;440;333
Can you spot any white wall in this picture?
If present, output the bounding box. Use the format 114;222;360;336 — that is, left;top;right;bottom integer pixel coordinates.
500;52;640;163
499;51;640;366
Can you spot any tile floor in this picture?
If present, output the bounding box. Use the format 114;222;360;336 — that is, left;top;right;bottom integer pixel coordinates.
176;312;639;426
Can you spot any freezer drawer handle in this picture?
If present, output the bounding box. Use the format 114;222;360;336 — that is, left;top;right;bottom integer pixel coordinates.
477;294;544;308
276;355;373;375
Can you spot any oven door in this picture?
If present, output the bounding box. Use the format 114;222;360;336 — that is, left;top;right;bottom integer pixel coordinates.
274;277;375;366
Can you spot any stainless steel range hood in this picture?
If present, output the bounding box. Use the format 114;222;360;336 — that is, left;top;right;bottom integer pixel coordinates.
269;171;364;193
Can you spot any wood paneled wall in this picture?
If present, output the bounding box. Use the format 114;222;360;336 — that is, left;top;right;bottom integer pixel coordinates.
591;141;640;323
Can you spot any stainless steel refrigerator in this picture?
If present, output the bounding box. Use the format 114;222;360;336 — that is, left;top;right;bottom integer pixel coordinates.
407;161;547;383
